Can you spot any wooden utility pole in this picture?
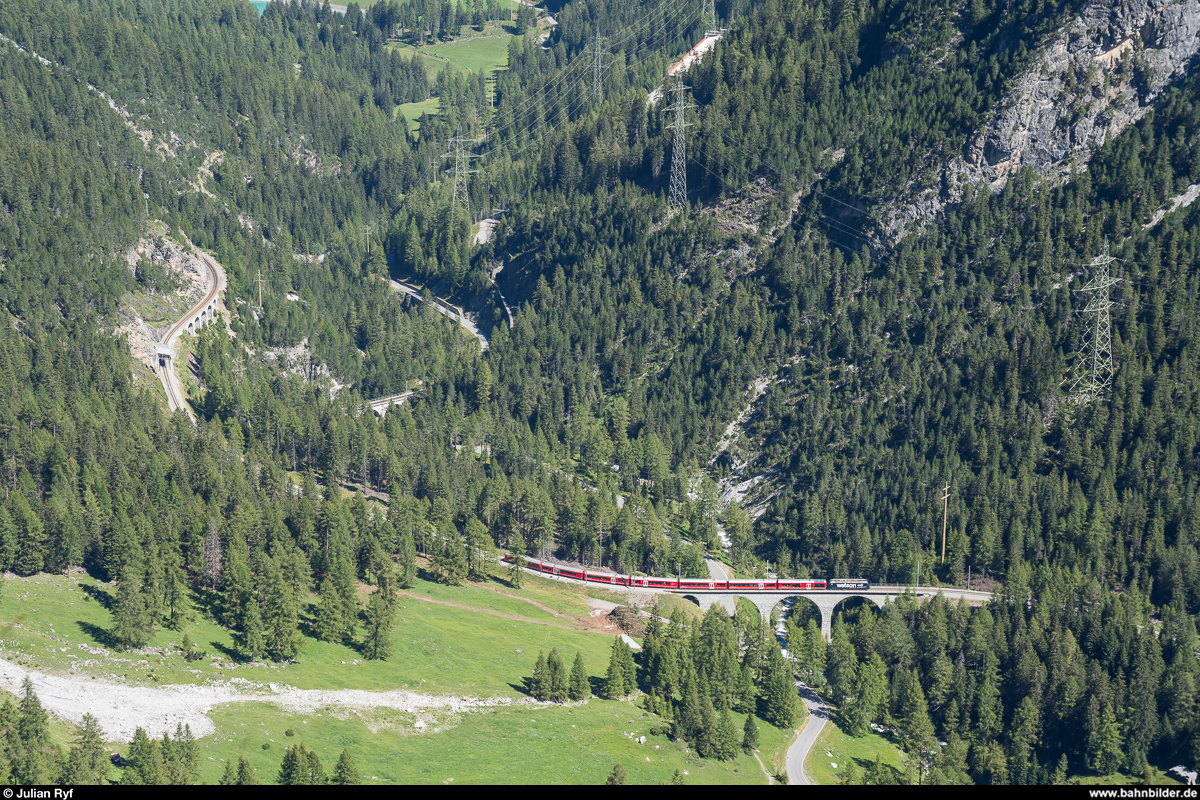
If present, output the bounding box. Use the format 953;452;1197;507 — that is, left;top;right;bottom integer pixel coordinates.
940;483;950;565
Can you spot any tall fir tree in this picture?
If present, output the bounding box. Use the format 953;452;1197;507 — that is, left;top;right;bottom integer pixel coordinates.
113;565;153;650
569;651;589;701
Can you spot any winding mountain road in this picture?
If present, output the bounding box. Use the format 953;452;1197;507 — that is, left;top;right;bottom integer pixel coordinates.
786;684;831;785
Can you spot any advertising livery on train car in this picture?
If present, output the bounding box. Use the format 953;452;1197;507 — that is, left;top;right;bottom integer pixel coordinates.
500;553;870;591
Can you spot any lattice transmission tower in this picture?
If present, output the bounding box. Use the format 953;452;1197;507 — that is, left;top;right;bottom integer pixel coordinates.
1068;241;1120;405
667;80;695;214
705;0;718;32
446;128;478;215
591;32;609;105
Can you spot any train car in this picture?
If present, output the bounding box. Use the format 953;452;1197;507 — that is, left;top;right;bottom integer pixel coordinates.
728;579;766;590
628;576;649;588
586;571;623;585
556;566;586;580
645;577;680;589
678;579;716;590
827;578;870;591
776;579;821;591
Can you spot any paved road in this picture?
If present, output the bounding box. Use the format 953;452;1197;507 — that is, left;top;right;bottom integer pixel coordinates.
786;684;831;785
389;278;489;350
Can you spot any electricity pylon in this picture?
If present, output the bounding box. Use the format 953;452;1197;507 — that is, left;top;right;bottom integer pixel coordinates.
705;0;718;32
667;80;694;214
1069;241;1120;405
591;32;609;105
447;128;478;215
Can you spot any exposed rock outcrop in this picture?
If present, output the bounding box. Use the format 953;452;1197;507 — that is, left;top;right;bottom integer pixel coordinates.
878;0;1200;243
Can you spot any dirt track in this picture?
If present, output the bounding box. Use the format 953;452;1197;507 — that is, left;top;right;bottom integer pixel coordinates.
0;657;528;741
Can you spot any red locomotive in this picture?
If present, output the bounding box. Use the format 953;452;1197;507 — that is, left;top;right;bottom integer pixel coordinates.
499;553;869;591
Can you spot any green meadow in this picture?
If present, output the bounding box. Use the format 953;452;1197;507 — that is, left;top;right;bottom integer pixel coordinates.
0;569;800;784
196;699;790;785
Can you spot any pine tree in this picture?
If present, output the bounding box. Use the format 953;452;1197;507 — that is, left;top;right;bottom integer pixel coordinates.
742;712;760;753
333;749;360;784
547;648;568;703
569;651;589;701
605;763;628;785
236;756;259;785
113;565;153;649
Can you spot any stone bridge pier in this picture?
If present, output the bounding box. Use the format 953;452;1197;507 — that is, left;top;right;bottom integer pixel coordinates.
679;591;903;641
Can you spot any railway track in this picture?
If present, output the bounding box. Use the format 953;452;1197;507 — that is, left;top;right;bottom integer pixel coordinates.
156;245;225;422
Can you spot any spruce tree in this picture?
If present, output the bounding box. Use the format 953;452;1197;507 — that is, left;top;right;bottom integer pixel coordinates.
122;727;164;785
507;531;525;588
236;595;266;661
262;554;302;661
61;713;107;784
219;760;237;786
333;748;360;784
435;530;468;585
13;677;54;785
762;639;799;728
398;529;418;589
569;651;589;701
465;516;493;581
742;712;760;753
113;566;153;649
713;707;740;761
313;576;347;642
363;561;397;660
547;648;568;703
605;763;628;785
236;756;259;785
604;637;632;699
529;650;548;700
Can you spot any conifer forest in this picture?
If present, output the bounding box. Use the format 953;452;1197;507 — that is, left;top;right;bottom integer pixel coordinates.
0;0;1198;786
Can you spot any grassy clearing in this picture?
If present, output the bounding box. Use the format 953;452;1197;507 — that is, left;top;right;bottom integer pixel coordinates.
804;718;905;785
0;570;627;696
196;698;791;785
396;97;441;133
424;35;511;74
388;44;467;78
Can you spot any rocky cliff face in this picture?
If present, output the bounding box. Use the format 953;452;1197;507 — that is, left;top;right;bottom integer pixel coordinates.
877;0;1200;243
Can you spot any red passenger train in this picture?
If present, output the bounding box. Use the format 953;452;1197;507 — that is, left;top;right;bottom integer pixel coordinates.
500;553;869;591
